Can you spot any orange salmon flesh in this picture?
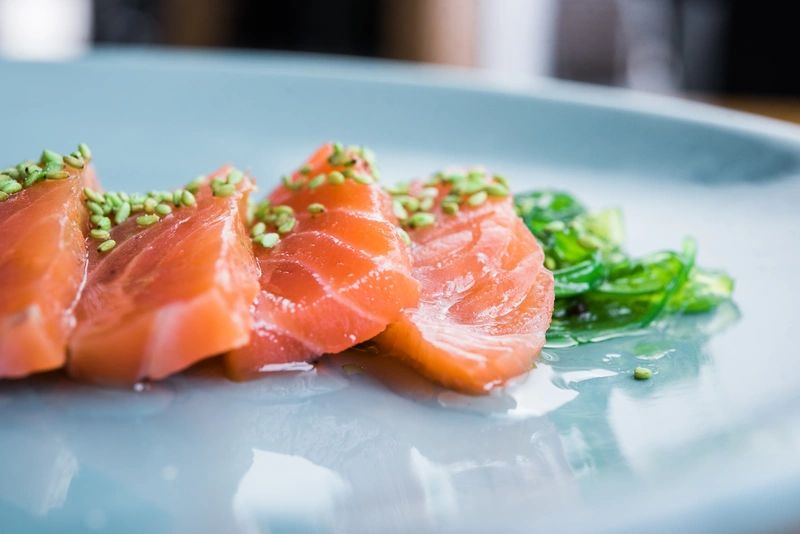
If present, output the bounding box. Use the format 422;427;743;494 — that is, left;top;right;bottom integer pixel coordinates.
67;166;259;385
1;146;555;397
375;175;555;394
225;144;419;379
0;165;97;379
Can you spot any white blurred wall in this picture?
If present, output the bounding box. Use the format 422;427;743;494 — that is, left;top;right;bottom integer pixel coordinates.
0;0;91;60
477;0;557;78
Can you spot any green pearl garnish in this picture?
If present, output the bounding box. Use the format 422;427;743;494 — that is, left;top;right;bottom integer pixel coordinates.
634;367;652;380
115;202;131;225
78;143;92;160
384;183;409;196
467;191;488;207
84;187;104;204
136;215;160;226
87;201;104;215
43;161;64;175
393;200;409;221
277;217;296;234
485;183;508;197
227;170;244;185
442;173;465;183
90;229;110;240
442;202;459;215
97;239;116;253
418;187;439;198
307;203;326;215
327;145;352;166
327;172;345;185
353;174;374;185
396;227;411;247
260;233;280;248
22;171;45;188
272;205;294;216
104;192;121;207
41;150;63;164
143;197;158;213
308;175;326;190
251;222;267;237
181;190;196;207
400;196;419;213
212;184;236;197
63;155;84;169
455;180;485;196
408;212;436;228
155;203;172;215
186;176;205;194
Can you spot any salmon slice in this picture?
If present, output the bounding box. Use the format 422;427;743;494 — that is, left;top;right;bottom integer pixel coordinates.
225;144;419;379
0;146;96;379
374;170;555;394
67;166;259;385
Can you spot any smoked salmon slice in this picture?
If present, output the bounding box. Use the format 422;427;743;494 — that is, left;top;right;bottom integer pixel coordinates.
374;170;555;394
225;144;419;379
67;166;259;385
0;145;96;379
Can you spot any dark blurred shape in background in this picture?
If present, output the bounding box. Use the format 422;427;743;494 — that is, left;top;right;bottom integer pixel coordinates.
2;0;799;119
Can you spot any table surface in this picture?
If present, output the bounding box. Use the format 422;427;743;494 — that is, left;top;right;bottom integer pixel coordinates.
705;96;800;124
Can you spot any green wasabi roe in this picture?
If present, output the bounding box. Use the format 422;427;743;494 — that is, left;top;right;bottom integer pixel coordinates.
515;191;734;346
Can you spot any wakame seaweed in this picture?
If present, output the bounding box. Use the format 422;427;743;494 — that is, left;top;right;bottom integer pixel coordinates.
515;190;734;346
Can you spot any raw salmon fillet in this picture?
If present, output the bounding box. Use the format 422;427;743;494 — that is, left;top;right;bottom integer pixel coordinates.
374;170;555;394
0;149;96;378
225;144;419;379
67;166;259;385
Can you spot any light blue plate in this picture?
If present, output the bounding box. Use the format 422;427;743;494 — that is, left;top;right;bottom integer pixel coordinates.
1;48;800;534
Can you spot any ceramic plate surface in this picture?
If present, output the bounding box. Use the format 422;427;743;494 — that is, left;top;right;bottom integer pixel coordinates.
1;49;800;534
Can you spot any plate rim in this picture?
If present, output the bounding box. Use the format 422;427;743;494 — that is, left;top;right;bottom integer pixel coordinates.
50;45;800;151
3;46;800;534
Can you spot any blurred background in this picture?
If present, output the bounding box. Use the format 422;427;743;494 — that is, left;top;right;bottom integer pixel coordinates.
1;0;799;122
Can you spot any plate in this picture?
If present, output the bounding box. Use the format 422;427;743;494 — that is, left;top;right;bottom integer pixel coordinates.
1;49;800;534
